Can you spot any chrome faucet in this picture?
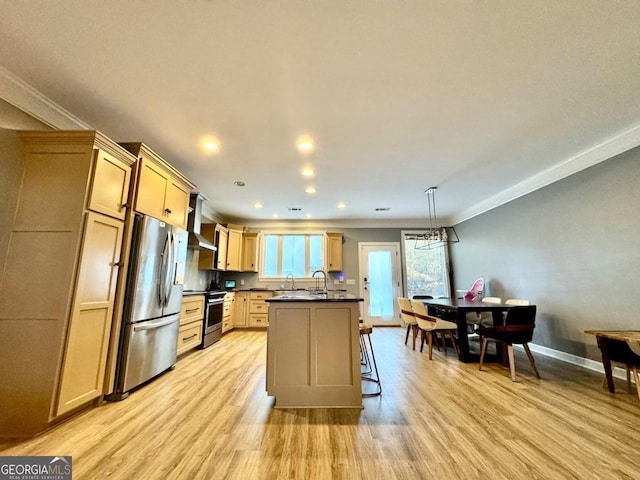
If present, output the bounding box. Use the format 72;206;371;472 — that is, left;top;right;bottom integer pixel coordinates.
312;269;328;294
284;273;296;291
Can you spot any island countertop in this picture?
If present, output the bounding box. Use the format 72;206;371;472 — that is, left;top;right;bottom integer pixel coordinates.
266;293;363;302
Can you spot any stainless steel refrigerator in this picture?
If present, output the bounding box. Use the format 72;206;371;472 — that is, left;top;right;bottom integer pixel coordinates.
108;214;188;399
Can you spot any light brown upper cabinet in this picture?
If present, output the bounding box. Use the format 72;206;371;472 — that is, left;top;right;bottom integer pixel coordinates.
226;226;243;271
326;232;343;272
242;232;259;272
120;143;194;229
198;223;228;270
88;149;132;221
0;131;135;436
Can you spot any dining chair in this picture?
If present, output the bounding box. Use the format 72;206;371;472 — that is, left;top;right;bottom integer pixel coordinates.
412;295;447;351
397;297;419;350
505;298;531;306
410;299;460;360
478;305;540;381
623;341;640;401
466;296;503;329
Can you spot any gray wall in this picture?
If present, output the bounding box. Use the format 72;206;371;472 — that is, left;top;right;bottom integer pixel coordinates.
450;147;640;360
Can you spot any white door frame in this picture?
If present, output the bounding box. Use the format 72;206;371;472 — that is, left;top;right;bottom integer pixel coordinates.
358;242;402;326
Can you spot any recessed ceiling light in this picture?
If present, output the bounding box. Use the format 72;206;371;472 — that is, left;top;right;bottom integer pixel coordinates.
301;168;315;177
305;186;316;194
254;202;263;209
297;136;314;152
337;202;346;209
306;213;311;218
202;140;219;151
273;213;279;218
234;181;245;187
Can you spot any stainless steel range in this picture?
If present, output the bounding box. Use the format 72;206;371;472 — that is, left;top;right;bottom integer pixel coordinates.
202;291;226;348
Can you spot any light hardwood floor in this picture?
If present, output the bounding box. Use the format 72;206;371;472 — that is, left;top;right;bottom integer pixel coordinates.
2;327;640;479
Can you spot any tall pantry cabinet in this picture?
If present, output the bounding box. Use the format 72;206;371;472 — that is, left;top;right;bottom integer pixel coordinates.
0;131;135;437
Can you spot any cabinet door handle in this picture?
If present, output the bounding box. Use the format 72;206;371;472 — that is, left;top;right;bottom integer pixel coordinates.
121;202;129;210
164;208;172;215
185;308;199;313
182;333;198;342
112;261;123;267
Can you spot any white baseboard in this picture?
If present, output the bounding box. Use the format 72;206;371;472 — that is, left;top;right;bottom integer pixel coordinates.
520;343;633;381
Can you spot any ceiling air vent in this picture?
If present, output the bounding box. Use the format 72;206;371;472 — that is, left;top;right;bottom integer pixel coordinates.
288;207;302;211
375;208;390;211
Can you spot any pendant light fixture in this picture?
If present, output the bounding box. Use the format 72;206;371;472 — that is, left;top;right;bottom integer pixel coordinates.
414;186;460;250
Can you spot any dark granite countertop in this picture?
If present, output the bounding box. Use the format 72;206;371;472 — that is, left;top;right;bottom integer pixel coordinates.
267;293;362;302
182;290;207;296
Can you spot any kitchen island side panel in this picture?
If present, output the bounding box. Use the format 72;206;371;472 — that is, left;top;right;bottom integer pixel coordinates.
315;307;355;386
266;301;362;408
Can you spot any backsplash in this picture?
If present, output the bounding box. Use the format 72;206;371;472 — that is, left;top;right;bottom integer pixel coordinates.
183;249;208;291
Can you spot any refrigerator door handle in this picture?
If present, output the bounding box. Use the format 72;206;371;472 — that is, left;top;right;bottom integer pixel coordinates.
164;231;176;307
159;230;170;307
132;316;178;332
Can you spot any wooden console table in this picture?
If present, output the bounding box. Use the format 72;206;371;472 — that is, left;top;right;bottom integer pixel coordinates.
585;330;640;400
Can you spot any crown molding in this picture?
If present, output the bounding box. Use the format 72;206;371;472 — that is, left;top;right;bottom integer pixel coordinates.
233;217;429;230
451;122;640;225
0;66;90;130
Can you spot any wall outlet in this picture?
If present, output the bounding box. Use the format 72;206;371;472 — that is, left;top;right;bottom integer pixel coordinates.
199;278;204;285
240;279;245;286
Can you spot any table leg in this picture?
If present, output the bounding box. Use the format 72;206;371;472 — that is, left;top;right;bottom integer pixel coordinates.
597;336;615;393
456;310;471;362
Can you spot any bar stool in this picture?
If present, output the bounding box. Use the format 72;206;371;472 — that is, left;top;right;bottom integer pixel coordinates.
359;322;381;397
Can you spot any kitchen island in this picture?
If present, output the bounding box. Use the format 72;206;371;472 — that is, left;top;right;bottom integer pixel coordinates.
265;293;364;408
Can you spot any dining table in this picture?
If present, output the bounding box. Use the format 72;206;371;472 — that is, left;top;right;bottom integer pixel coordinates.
423;298;519;363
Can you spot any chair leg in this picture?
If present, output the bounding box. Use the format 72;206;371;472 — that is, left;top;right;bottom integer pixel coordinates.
412;325;418;351
360;334;371;374
523;343;541;379
439;332;446;353
633;367;640;401
361;331;381;397
507;345;516;381
449;331;460;359
404;325;411;345
479;338;488;371
428;331;434;360
419;329;426;353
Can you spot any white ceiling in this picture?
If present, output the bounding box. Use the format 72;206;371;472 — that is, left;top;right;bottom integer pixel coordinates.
2;1;640;227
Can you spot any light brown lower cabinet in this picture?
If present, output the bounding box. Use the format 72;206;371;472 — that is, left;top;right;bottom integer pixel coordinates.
222;292;235;333
233;292;248;327
177;295;205;356
229;291;271;328
248;291;271;327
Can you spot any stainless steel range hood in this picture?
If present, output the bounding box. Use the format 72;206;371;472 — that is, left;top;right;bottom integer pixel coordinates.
187;193;216;251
